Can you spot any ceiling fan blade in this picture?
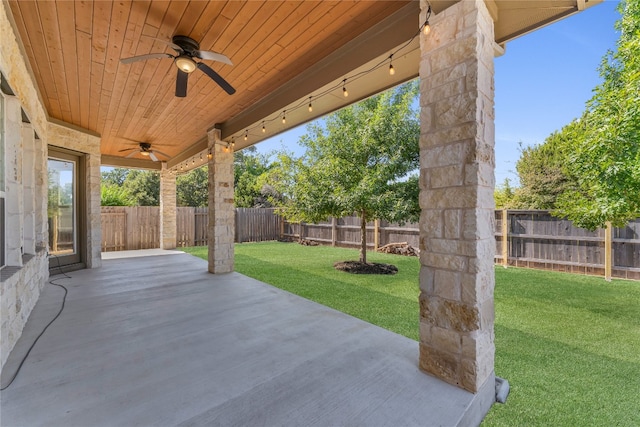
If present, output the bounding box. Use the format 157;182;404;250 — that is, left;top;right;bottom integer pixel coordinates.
125;151;139;159
196;50;233;66
151;150;170;158
120;53;172;64
176;69;188;97
197;62;236;95
149;152;159;162
118;147;138;152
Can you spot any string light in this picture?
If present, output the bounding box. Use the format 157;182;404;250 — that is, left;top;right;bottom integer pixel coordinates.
192;158;195;165
207;149;213;160
422;4;432;35
224;7;432;143
262;122;266;133
199;153;203;162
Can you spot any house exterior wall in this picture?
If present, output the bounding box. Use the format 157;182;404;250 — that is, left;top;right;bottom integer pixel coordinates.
0;0;101;372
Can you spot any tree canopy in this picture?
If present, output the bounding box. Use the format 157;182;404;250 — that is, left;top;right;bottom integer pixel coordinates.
177;166;208;207
270;81;420;263
509;1;639;229
554;0;640;229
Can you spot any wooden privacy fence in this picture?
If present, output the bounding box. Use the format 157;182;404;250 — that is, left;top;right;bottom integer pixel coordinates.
101;206;159;251
494;210;640;280
282;217;419;249
100;207;280;251
235;208;281;243
101;207;640;280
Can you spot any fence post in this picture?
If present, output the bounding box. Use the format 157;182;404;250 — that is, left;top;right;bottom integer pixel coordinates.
374;219;380;250
605;221;612;281
280;215;285;240
501;209;508;268
331;217;337;246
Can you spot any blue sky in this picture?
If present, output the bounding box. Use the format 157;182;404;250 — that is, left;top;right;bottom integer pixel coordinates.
255;0;622;187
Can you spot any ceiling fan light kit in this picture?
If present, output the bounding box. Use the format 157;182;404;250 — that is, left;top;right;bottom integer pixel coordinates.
175;55;197;73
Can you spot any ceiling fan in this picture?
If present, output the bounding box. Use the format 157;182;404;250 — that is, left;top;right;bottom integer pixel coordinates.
118;142;170;162
120;35;235;97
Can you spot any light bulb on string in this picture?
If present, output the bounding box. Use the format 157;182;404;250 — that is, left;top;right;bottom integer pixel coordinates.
422;4;432;35
389;55;395;76
207;149;213;160
282;111;286;124
308;97;313;112
262;122;266;133
244;130;248;141
342;79;348;97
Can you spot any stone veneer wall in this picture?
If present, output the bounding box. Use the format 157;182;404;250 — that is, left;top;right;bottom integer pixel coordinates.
418;0;497;394
0;0;102;372
207;128;234;273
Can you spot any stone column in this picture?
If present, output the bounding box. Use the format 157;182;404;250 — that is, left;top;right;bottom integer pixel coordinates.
22;122;36;254
418;0;496;394
5;96;23;266
34;134;48;250
207;128;234;274
84;152;102;267
159;162;176;249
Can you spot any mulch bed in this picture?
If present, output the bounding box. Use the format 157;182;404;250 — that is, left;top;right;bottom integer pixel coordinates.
333;261;398;275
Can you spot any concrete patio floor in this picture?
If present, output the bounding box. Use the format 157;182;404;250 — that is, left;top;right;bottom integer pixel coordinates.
1;250;494;426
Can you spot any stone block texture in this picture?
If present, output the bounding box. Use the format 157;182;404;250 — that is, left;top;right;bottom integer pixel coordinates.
207;129;234;274
1;0;102;373
418;0;496;393
160;163;177;249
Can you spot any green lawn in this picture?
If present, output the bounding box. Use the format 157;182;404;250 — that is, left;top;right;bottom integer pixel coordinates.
183;242;640;426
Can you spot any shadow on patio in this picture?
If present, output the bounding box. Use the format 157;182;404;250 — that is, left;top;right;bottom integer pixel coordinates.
1;250;486;426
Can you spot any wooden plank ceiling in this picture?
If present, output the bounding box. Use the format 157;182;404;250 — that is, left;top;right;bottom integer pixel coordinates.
8;0;410;162
8;0;602;168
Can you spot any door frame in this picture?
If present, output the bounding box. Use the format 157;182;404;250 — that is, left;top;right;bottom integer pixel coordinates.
48;146;86;272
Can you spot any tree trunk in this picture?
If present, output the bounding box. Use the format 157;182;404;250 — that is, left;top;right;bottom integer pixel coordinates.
360;210;367;264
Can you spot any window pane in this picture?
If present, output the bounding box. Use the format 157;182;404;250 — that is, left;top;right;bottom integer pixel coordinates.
48;158;76;255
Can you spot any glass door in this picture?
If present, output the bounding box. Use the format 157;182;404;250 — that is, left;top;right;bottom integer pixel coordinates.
48;151;82;268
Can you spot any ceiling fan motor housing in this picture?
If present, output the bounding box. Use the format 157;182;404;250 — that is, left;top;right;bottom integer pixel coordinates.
172;35;200;56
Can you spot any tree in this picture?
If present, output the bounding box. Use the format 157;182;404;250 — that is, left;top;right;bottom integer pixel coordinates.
554;1;640;229
123;169;160;206
101;168;129;186
101;184;134;206
515;122;581;210
234;147;274;208
494;178;517;209
177;166;208;207
273;81;420;264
